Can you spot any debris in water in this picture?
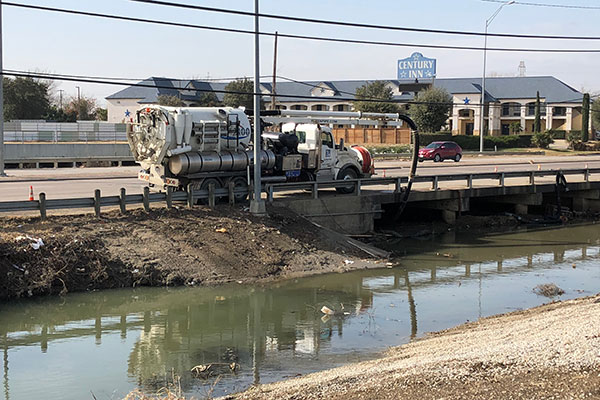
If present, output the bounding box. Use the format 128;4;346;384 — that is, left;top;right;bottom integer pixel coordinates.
344;259;354;265
321;306;335;315
215;227;228;233
572;263;577;269
191;362;239;378
533;283;565;297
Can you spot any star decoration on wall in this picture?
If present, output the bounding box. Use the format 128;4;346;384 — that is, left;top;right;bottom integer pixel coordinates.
463;97;471;105
125;109;131;117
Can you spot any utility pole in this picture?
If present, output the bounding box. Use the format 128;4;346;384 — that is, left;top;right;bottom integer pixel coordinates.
0;2;5;177
271;31;278;110
58;89;64;109
76;86;81;120
250;0;266;215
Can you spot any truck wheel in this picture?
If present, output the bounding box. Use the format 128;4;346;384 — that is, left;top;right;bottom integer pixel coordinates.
336;167;358;194
225;177;249;203
197;178;222;205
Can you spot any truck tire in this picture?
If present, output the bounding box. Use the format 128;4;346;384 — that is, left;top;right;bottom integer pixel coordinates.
225;176;249;203
197;178;222;205
336;167;358;194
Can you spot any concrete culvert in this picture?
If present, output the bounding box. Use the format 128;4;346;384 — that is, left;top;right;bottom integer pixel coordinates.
533;283;565;297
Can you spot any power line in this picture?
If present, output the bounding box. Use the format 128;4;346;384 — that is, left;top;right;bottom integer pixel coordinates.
5;2;600;53
1;69;270;83
5;70;590;108
131;0;600;40
479;0;600;10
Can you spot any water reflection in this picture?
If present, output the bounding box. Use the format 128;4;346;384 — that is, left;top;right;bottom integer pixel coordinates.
1;223;599;400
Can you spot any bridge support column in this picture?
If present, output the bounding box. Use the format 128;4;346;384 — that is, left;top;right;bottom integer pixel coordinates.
489;193;543;215
514;204;528;215
418;198;470;225
562;190;600;212
441;210;456;224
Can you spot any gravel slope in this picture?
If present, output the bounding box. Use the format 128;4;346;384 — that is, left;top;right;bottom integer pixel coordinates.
226;295;600;400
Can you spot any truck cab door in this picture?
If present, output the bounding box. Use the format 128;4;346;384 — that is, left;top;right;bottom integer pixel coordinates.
318;130;336;180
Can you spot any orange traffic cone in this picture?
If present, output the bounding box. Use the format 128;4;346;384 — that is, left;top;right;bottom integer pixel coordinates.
29;186;34;201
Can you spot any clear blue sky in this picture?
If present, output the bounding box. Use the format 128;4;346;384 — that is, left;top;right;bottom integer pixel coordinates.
4;0;600;105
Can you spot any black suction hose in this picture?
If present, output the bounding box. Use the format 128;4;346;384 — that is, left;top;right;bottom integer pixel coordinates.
393;115;420;219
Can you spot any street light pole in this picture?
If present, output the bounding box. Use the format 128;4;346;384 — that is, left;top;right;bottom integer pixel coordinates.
0;2;5;177
250;0;266;215
480;0;514;153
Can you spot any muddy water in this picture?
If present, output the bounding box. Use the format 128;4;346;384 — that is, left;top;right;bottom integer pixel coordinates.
1;224;599;400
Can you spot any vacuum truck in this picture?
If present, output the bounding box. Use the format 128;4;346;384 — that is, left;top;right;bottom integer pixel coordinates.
127;106;402;199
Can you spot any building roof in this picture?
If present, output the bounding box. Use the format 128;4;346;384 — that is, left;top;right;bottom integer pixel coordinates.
106;76;583;105
434;76;582;103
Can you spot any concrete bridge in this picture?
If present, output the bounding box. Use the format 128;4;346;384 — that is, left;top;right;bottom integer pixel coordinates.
268;168;600;234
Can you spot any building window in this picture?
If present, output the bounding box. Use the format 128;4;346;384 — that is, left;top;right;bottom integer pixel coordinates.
502;103;521;117
527;103;547;116
459;109;471;118
554;107;566;116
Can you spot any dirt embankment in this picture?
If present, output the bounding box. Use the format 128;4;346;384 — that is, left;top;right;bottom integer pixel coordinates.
226;295;600;400
0;206;378;300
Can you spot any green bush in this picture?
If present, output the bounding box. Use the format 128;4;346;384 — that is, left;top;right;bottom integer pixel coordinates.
450;135;532;151
567;131;582;148
452;135;481;150
419;132;452;145
532;131;554;149
548;130;567;139
366;144;410;154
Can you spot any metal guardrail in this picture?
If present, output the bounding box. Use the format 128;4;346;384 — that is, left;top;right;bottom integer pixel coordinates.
265;168;600;202
2;168;599;218
0;183;250;219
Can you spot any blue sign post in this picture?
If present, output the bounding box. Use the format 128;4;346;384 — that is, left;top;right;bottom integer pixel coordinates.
397;52;436;80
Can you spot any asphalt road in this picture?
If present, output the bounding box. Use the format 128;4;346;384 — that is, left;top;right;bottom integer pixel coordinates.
1;155;600;202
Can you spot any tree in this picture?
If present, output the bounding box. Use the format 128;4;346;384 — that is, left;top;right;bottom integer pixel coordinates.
592;99;600;135
352;81;400;114
223;78;256;110
3;77;51;120
534;91;541;134
95;108;108;121
581;93;590;142
157;95;185;107
44;105;77;122
195;91;220;107
509;121;522;135
532;131;553;149
66;95;98;120
409;87;452;133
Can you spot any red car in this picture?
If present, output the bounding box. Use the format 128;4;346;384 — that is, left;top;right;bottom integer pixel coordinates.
418;141;462;162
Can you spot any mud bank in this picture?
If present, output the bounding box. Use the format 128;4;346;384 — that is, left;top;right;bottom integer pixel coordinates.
0;206;380;300
226;294;600;400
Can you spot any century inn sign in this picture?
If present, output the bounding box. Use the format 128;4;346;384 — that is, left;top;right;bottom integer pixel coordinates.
398;52;437;80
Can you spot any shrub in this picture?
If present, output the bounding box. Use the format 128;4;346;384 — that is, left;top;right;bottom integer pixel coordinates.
419;132;452;146
532;131;554;149
548;130;567;139
567;131;582;148
365;144;410;154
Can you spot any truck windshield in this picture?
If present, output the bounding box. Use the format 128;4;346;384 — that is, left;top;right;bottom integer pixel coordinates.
425;142;442;149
